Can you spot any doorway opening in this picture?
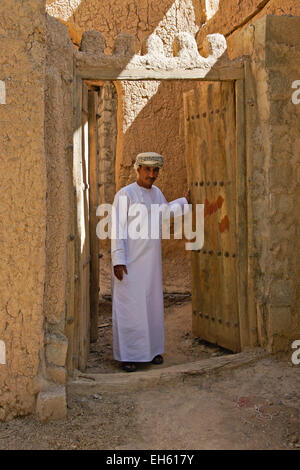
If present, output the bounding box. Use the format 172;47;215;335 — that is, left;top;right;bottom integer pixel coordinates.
71;76;246;374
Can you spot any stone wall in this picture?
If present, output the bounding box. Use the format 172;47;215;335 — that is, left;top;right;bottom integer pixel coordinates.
0;0;47;421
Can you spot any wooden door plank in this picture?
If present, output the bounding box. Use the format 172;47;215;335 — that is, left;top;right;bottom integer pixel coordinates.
184;81;243;352
72;74;83;370
88;90;100;343
78;82;91;371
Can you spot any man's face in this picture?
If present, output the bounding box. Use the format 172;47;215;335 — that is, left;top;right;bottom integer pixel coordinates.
137;165;160;188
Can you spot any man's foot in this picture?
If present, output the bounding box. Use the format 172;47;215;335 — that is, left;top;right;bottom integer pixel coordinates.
151;355;164;365
121;362;137;372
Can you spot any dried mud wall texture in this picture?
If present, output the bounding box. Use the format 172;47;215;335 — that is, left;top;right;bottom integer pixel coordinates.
98;82;118;206
46;0;203;54
196;0;300;55
241;16;300;352
264;17;300;352
43;15;75;385
0;0;47;420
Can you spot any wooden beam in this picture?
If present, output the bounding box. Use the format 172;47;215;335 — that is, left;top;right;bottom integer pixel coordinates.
76;60;245;82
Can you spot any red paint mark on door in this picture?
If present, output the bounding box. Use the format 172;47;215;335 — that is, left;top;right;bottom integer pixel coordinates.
219;215;229;233
204;196;224;217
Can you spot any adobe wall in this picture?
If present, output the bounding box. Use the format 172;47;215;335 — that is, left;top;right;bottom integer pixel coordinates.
98;82;118;206
43;15;75;390
0;0;47;421
264;17;300;352
197;0;300;53
257;16;300;352
229;16;300;352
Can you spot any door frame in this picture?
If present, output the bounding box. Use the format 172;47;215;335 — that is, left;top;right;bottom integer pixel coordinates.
71;59;253;373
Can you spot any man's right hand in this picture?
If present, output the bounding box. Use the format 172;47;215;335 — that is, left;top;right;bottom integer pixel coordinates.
114;265;128;281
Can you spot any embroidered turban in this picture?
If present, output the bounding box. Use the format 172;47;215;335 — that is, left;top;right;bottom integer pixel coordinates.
134;152;164;168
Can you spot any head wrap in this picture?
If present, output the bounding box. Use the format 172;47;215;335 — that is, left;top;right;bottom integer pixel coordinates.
134;152;164;168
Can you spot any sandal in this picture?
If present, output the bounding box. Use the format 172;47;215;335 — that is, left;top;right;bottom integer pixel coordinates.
121;362;137;372
151;355;164;365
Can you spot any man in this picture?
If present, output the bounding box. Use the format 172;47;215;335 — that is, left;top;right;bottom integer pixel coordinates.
111;152;190;372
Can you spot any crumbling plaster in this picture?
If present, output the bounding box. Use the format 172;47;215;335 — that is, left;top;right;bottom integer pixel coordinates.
0;0;47;421
197;0;300;44
43;14;75;389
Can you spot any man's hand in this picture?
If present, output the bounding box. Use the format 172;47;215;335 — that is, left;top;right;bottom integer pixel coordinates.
114;265;128;281
185;188;191;204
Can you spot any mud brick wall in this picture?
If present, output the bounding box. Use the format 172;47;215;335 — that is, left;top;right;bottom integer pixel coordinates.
0;0;47;421
43;14;75;388
230;16;300;352
98;82;118;206
262;17;300;351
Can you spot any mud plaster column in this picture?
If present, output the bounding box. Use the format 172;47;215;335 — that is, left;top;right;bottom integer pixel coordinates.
0;0;47;421
35;15;76;422
263;16;300;352
98;82;118;205
231;16;300;352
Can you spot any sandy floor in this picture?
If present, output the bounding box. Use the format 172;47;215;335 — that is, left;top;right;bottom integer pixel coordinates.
87;297;230;374
0;299;299;450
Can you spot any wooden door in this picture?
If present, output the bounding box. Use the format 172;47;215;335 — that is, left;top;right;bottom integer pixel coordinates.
184;81;245;353
88;89;100;344
72;82;91;371
80;83;91;370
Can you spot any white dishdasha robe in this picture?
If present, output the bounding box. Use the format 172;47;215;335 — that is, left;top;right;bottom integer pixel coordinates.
111;182;188;362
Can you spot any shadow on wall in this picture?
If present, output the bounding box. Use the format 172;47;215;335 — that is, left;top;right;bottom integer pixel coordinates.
47;0;206;53
196;0;300;47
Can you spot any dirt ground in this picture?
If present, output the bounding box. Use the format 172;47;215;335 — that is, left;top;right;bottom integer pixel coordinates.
0;300;299;450
87;297;230;374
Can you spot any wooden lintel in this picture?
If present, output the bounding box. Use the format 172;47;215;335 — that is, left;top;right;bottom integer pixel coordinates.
85;79;105;89
76;61;245;82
